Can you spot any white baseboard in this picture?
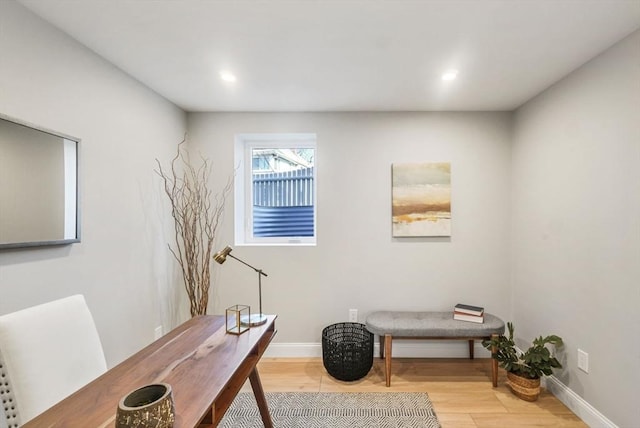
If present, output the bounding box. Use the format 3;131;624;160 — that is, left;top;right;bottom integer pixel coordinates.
265;342;617;428
543;376;618;428
264;340;493;358
264;342;323;358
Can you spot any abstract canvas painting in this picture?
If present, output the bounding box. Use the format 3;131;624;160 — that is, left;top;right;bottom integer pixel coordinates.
392;162;451;237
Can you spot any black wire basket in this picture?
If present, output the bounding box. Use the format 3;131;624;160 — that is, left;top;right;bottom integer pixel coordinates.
322;322;374;381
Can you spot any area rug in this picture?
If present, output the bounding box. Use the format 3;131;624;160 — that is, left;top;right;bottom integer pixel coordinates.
218;391;441;428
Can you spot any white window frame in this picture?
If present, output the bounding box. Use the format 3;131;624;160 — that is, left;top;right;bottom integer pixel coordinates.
234;133;317;246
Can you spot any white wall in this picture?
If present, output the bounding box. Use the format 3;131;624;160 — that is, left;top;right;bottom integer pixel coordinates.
0;1;187;366
188;112;512;350
512;30;640;428
2;2;636;425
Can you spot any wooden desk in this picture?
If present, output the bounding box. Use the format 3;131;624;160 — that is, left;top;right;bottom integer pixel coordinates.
23;315;277;428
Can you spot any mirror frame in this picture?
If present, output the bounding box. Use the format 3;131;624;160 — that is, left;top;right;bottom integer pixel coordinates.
0;113;81;249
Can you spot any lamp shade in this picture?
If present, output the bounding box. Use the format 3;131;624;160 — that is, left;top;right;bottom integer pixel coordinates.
213;245;232;264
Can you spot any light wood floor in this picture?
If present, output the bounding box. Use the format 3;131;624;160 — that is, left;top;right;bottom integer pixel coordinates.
250;357;587;428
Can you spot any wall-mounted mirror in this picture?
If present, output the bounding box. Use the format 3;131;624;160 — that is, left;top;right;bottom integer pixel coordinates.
0;114;80;249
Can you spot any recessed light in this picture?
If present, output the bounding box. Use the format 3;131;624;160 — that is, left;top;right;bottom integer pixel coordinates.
220;71;237;83
441;70;458;81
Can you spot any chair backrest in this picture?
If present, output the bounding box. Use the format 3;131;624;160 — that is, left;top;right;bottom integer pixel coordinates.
0;295;107;427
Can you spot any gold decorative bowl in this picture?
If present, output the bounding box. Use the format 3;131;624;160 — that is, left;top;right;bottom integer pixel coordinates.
116;383;175;428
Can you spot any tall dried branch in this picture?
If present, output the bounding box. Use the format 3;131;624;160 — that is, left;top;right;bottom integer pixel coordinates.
155;138;233;317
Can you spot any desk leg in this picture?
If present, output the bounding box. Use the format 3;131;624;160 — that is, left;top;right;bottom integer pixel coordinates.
249;368;273;428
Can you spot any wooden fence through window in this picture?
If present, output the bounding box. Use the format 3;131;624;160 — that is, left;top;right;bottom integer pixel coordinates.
252;167;314;237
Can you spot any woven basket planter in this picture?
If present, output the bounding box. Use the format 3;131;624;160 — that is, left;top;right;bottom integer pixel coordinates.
506;372;541;401
322;322;373;381
116;383;174;427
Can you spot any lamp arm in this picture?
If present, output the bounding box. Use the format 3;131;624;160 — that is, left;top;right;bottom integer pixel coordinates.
227;254;268;277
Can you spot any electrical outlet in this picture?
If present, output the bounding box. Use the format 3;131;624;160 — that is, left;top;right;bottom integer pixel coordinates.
154;326;163;340
348;309;358;322
578;349;589;373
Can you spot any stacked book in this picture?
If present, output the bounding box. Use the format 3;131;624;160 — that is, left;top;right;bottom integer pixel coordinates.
454;303;484;323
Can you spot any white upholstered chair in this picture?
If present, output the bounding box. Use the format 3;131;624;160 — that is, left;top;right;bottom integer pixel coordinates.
0;295;107;427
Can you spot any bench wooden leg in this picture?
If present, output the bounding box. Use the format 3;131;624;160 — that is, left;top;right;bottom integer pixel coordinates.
491;333;498;387
468;339;474;359
384;334;392;387
379;334;385;359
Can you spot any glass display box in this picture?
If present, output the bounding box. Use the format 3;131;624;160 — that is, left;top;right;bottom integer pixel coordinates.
225;305;250;335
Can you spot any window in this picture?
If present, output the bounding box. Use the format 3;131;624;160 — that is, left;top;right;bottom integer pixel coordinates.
235;133;317;245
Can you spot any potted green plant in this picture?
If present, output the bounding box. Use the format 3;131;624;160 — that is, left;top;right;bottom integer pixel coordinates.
482;322;563;401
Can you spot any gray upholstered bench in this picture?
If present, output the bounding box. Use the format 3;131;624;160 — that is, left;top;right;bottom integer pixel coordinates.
366;311;505;387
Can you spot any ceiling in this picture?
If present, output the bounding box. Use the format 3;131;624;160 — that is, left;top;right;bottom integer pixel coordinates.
17;0;640;112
